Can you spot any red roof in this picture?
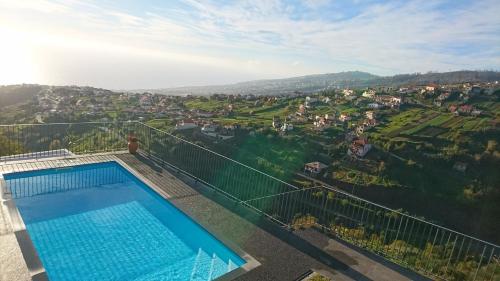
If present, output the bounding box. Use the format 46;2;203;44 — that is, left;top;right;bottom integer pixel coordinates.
354;137;369;146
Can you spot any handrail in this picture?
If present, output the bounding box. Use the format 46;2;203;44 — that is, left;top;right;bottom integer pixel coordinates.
138;122;500;248
0;121;134;126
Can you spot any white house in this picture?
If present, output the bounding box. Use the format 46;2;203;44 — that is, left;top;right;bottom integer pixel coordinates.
367;103;383;109
343;89;354;96
362;89;376;98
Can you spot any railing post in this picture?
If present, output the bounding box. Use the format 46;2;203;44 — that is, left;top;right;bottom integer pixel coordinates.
148;125;152;157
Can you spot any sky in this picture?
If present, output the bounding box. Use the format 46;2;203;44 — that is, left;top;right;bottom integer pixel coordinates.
0;0;499;89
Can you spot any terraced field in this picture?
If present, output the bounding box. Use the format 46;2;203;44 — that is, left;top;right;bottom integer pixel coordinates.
379;108;439;137
401;114;453;136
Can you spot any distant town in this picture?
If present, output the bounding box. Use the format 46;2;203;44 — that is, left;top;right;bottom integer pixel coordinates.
0;78;499;242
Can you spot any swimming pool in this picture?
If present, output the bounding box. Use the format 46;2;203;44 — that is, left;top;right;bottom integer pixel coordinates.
4;161;246;281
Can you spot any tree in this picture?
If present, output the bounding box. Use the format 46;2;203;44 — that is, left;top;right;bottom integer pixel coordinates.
0;135;23;156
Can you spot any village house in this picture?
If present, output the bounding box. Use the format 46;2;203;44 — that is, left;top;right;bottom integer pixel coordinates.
355;125;365;135
343;89;354;97
296;104;306;116
436;92;451;101
201;123;219;133
398;87;417;95
458;105;473;115
365;111;375;120
471;109;482;117
219;125;236;140
362;89;376;99
367;103;383;109
426;84;438;92
339;113;351;122
363;118;377;128
175;119;197;130
201;124;236;141
304;161;328;176
449;104;480;117
374;95;401;108
272;116;282;130
348;137;372;158
305;96;319;108
139;95;152;107
313;115;329;130
322;96;331;103
280;119;294;132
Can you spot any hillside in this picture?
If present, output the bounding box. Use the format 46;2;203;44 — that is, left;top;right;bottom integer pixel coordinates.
139;70;500;96
0;84;46;108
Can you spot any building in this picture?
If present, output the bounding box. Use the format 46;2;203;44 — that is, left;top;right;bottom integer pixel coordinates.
426;84;438;92
175;119;197;130
339;113;351;122
305;96;319;108
201;123;219;133
296;104;306;116
458;105;473;114
363;118;377;128
304;161;328;175
436;92;451;101
272;116;282;129
375;95;401;108
362;89;376;98
348;137;372;158
281;120;294;132
313;116;328;130
343;89;354;97
367;103;383;109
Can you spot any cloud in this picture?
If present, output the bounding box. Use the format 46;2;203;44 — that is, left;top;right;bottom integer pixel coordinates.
303;0;331;9
0;0;498;88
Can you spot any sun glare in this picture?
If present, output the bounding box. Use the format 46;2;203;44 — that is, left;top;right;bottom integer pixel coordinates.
0;29;38;85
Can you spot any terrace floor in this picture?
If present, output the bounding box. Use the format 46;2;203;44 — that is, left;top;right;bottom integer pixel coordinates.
0;153;430;281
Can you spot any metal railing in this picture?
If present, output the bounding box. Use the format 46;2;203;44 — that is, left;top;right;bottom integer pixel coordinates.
0;122;137;162
0;122;498;281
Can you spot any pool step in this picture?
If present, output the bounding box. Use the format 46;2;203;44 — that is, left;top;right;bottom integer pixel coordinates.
208;253;229;280
190;249;231;281
133;255;196;281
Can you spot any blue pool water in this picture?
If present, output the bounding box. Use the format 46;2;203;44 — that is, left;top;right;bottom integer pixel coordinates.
4;162;245;281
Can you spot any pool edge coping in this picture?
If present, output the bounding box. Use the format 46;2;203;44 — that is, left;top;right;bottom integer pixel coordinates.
0;156;261;281
1;175;49;281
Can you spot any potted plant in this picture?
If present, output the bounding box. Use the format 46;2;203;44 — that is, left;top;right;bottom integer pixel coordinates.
128;134;139;154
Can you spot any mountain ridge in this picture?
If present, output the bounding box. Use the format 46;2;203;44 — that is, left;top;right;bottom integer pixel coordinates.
133;70;500;96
